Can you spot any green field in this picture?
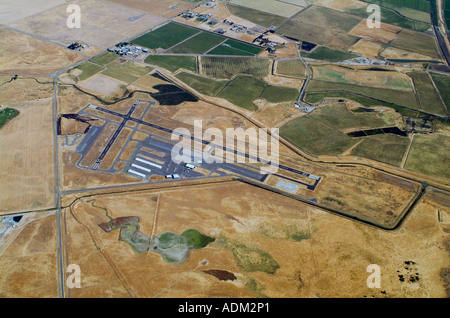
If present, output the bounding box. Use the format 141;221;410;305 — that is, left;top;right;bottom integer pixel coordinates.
306;79;419;110
280;104;394;157
408;71;447;116
176;71;229;96
276;59;307;78
362;0;431;12
430;72;450;115
0;107;19;130
302;46;359;62
207;39;264;56
217;76;266;110
132;22;200;50
101;61;152;84
261;85;299;103
75;62;105;81
167;32;225;54
145;55;197;73
227;3;288;27
351;134;410;166
89;51;118;66
405;133;450;181
201;56;270;79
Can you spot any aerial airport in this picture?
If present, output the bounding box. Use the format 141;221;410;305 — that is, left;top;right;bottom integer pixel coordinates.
0;0;449;299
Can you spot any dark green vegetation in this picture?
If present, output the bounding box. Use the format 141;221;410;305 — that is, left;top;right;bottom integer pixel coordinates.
101;61;152;84
75;62;104;81
176;72;228;96
405;133;450;181
150;229;215;264
0;107;19;129
145;55;197;73
302;46;359;62
150;84;198;105
362;0;430;12
89;51;118;66
407;71;447;116
429;72;450;114
207;39;264;56
276;59;307;78
216;235;280;274
132;22;199;49
201;56;270;79
446;0;450;27
226;3;287;27
280;104;409;165
167;32;225;54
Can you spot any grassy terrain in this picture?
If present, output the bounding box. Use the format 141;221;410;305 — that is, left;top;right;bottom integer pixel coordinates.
176;71;229;96
0;108;19;130
75;62;104;81
302;46;359;62
201;56;270;79
167;32;225;54
89;52;118;66
430;72;450;115
101;61;152;84
405;133;450;181
276;59;307;78
208;39;264;56
145;55;197;73
132;22;200;50
217;75;266;110
362;0;431;12
306;79;419;109
226;3;288;27
351;134;410;166
407;71;447;116
389;29;441;59
261;85;299;103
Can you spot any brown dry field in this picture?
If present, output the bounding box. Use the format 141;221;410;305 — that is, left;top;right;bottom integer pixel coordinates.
106;0;195;18
0;27;84;75
0;76;54;103
348;19;402;44
349;39;384;59
312;0;366;11
77;73;128;98
381;47;437;61
61;181;449;298
0;212;58;297
8;0;167;49
0;98;55;214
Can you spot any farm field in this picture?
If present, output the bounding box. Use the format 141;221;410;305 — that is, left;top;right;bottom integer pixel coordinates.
407;71;447;116
228;0;304;17
132;22;200;50
405;133;450;181
208;39;265;56
100;61;153;84
217;76;266;111
0;108;19;130
310;64;414;91
201;57;270;79
429;72;450;114
0;98;55;214
145;55;197;73
74;62;105;81
167;32;226;54
389;29;442;59
176;72;228;96
260;85;299;103
306;79;420;110
89;52;118;66
105;0;195;18
276;59;307;78
280;103;398;157
277;5;362;51
302;46;359;62
226;4;288;28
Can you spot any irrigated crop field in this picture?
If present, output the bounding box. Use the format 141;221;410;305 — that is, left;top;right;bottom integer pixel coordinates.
201;57;270;79
229;0;304;17
407;71;447;116
145;55;198;73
